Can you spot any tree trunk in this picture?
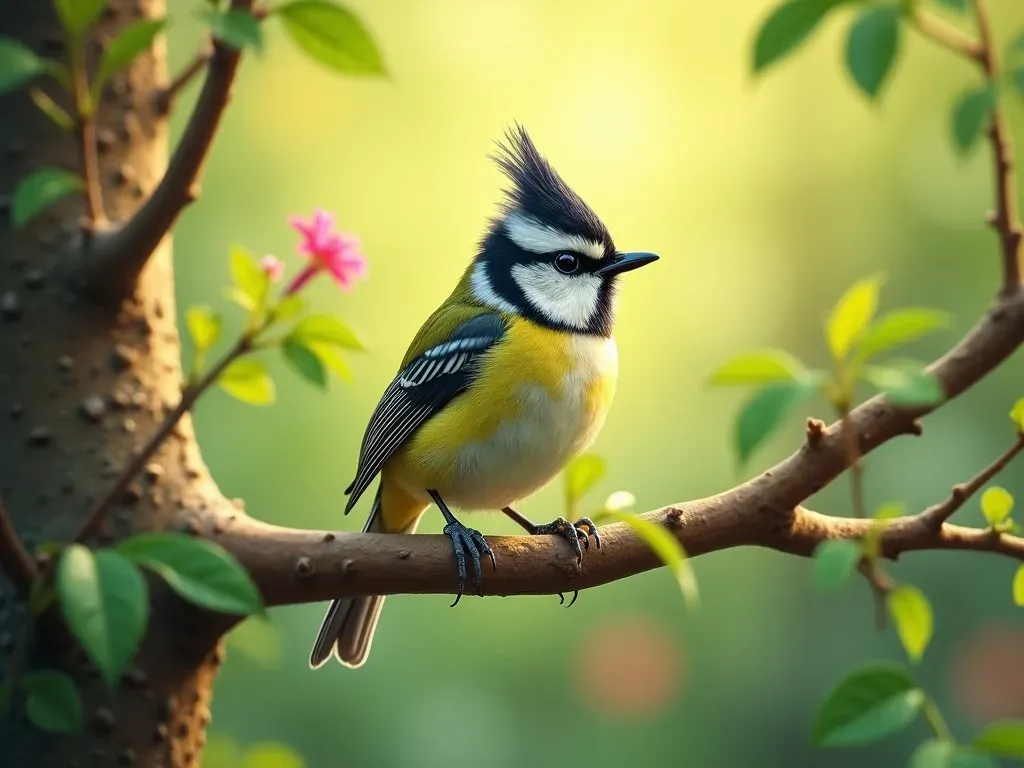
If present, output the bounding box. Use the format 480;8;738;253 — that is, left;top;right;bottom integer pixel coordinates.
0;2;225;765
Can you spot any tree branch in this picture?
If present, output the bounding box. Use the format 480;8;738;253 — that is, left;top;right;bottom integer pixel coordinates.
973;0;1024;296
218;288;1024;607
155;46;213;116
0;497;37;597
86;0;254;300
220;503;1024;608
914;1;1023;295
920;433;1024;528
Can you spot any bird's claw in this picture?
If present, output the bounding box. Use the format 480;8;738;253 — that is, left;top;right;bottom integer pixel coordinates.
534;516;601;568
443;519;495;607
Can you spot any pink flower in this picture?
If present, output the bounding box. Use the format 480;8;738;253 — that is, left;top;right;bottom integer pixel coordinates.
285;209;368;295
260;255;284;283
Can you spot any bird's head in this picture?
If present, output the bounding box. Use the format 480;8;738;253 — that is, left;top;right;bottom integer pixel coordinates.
467;125;658;337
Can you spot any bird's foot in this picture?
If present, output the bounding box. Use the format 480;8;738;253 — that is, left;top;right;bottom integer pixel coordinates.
532;516;601;567
442;518;496;607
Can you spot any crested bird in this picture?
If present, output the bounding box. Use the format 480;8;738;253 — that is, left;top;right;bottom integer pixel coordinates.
309;125;658;669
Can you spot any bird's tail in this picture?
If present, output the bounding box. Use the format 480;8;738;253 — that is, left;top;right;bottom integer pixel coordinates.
308;486;419;669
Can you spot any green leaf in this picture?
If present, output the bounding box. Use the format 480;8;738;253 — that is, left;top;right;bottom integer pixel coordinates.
981;486;1014;527
277;0;386;75
282;337;327;390
735;377;820;465
268;295;306;323
186;305;222;353
12;168;82;228
708;348;806;385
753;0;839;74
845;4;901;99
0;38;45;94
219;358;276;405
564;453;606;504
57;546;147;688
862;364;945;407
291;314;367;351
934;0;968;11
973;721;1024;758
118;532;263;615
1010;398;1024;432
241;743;307;768
887;585;933;663
55;0;108;34
1013;564;1024;606
827;274;884;362
201;7;264;52
911;741;998;768
811;663;922;746
304;339;351;381
604;511;699;610
813;540;862;592
24;670;82;734
856;308;950;361
229;245;269;314
952;84;997;155
93;19;166;98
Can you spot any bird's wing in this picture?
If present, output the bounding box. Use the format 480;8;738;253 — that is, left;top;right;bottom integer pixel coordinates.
343;312;508;512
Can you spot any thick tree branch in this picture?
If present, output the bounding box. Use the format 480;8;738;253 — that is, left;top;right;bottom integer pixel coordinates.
0;497;37;596
86;0;254;299
219;289;1024;606
220;503;1024;608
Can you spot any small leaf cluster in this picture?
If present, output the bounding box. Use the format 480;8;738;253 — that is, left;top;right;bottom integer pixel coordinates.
812;661;1024;766
186;245;367;406
200;0;385;76
563;455;699;609
710;274;948;465
752;0;1023;155
7;533;262;734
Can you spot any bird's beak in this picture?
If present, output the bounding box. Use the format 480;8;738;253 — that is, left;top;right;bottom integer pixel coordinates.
595;251;660;277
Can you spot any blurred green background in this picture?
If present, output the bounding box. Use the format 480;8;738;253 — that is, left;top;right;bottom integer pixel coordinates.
166;1;1024;766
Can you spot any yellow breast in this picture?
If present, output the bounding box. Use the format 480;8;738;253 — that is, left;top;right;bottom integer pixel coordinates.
388;319;618;510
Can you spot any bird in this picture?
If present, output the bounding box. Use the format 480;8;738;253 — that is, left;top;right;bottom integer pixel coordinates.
309;125;658;669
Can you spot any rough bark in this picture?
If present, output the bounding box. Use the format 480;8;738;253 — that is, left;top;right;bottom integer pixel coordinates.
0;2;226;765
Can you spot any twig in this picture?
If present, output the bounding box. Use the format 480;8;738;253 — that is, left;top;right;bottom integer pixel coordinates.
156;47;213;115
0;497;37;596
911;10;984;62
914;2;1022;296
920;433;1024;528
86;0;255;299
72;337;252;544
974;0;1024;296
70;42;105;230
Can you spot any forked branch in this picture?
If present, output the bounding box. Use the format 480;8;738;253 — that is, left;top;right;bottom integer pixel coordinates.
87;0;255;299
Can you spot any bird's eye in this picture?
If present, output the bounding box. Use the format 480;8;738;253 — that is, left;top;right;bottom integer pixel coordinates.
554;252;579;275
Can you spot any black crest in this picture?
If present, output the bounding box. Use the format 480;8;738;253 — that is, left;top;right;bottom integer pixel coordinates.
491;124;613;250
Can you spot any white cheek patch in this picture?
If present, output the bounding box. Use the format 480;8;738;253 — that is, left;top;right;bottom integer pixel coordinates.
511;262;602;329
504;212;605;261
469;261;520;315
